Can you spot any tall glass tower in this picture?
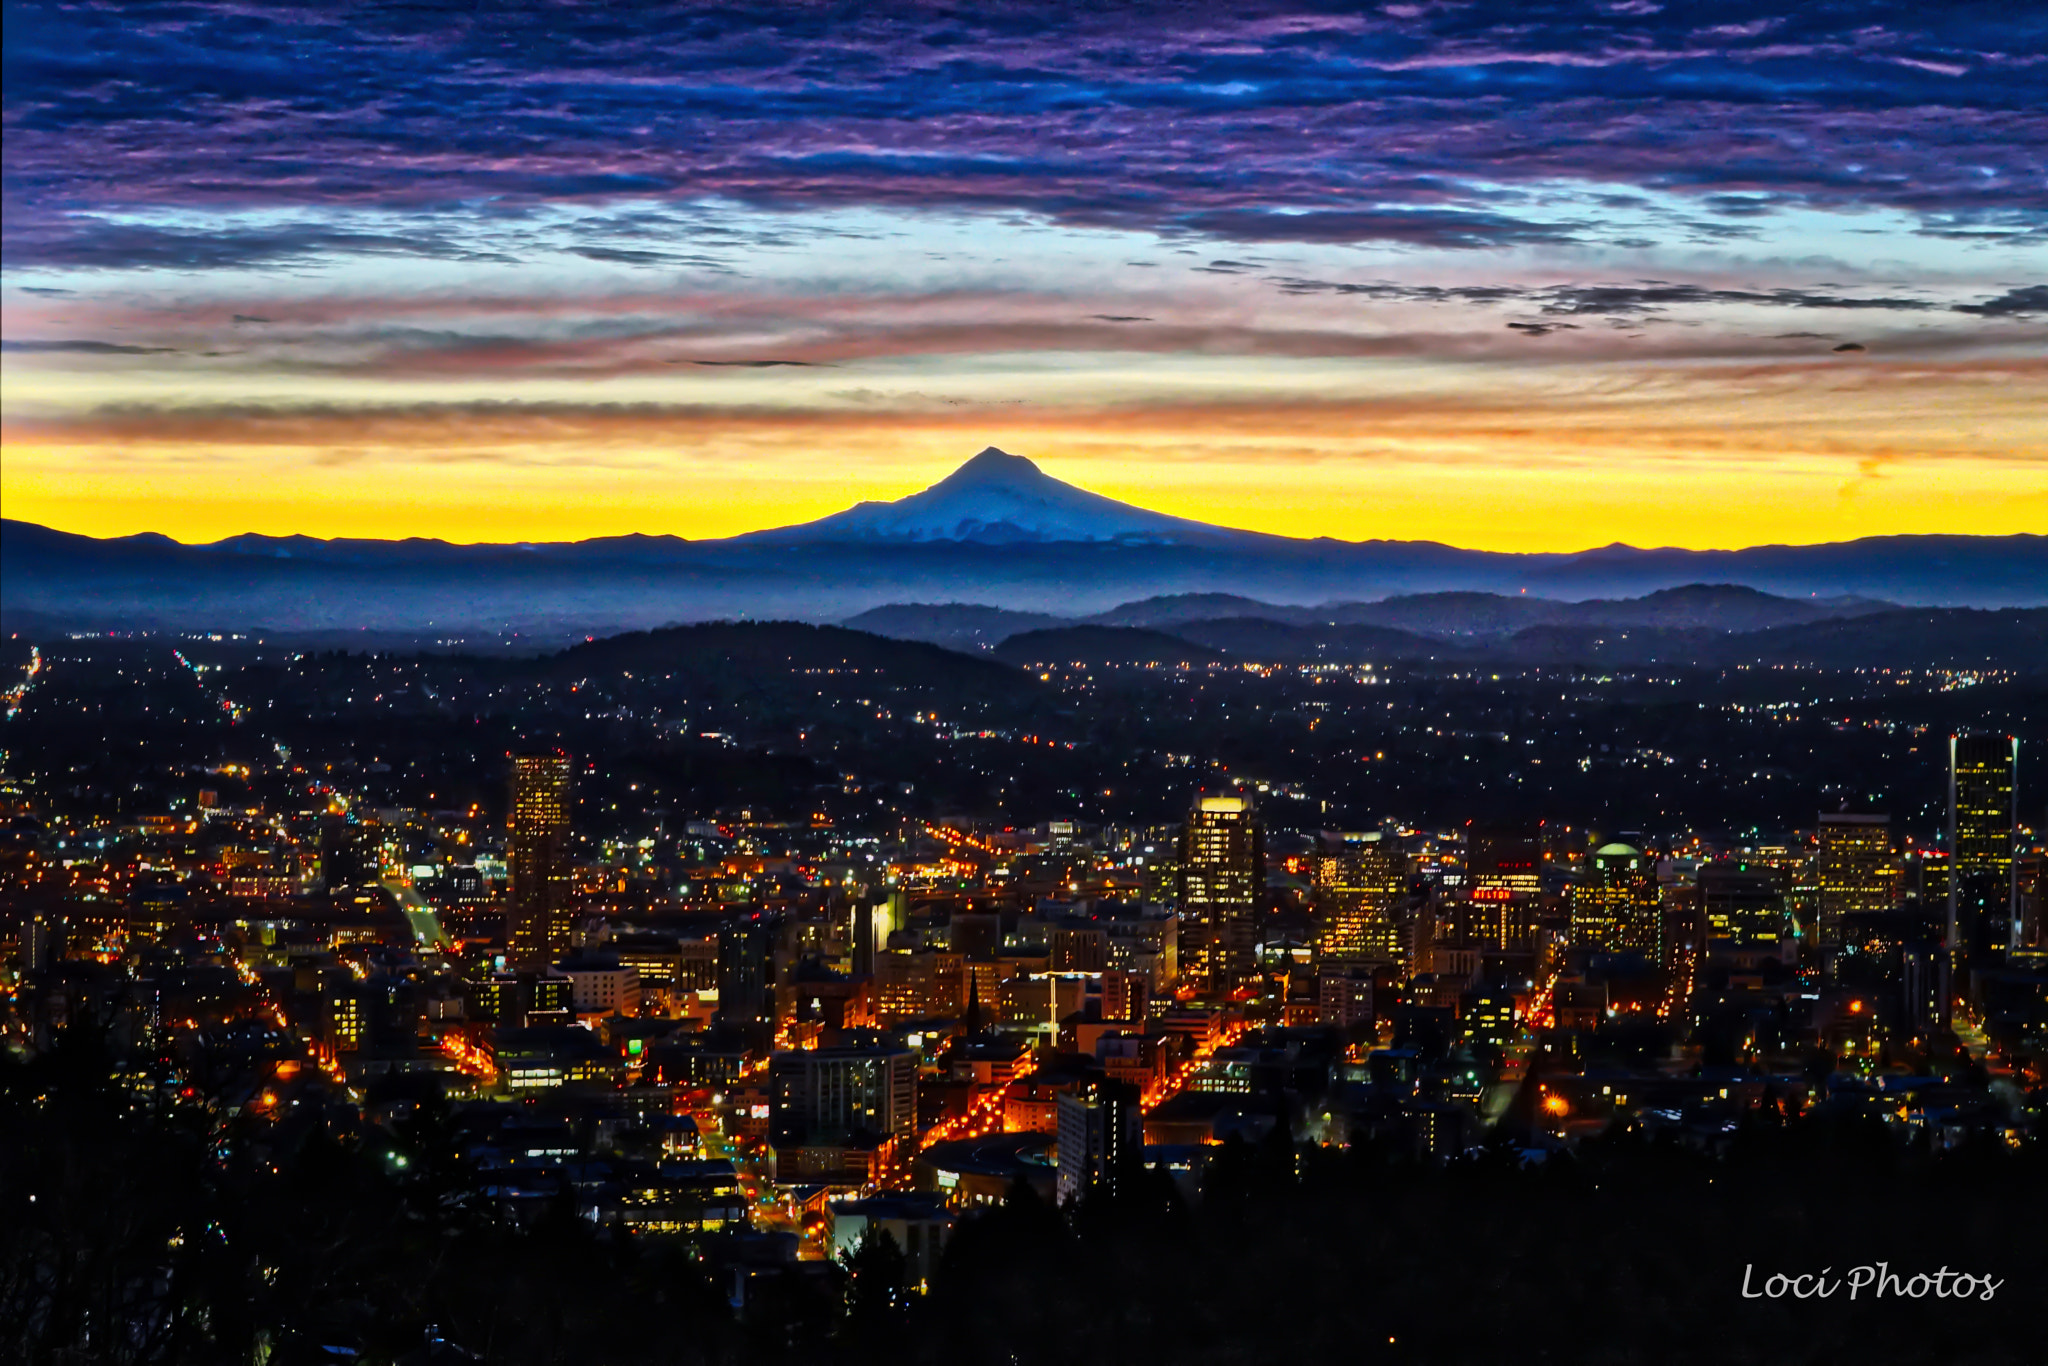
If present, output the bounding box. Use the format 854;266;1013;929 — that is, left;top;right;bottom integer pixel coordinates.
1947;734;2018;1015
1177;793;1263;995
508;750;574;970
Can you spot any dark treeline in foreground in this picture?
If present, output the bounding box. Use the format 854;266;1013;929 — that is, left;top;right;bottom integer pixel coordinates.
5;1021;2044;1366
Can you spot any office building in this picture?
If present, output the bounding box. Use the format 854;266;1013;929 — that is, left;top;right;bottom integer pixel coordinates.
1461;985;1521;1052
1697;862;1786;961
1312;831;1405;965
1949;735;2018;978
1050;922;1111;973
2013;853;2045;966
1177;794;1263;994
318;815;371;891
1316;964;1376;1029
852;891;903;978
1572;843;1660;957
507;751;573;970
1468;822;1542;894
1107;908;1179;990
769;1044;917;1144
316;975;368;1054
717;917;778;1045
560;952;641;1016
127;883;183;948
1816;813;1896;948
1055;1077;1142;1206
1461;887;1536;955
1458;821;1540;951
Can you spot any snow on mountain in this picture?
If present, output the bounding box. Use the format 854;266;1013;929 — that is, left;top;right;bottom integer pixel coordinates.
739;447;1262;546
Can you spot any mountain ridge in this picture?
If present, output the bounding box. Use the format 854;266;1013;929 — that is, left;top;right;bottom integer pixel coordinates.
846;584;1904;650
4;448;2043;630
995;608;2048;673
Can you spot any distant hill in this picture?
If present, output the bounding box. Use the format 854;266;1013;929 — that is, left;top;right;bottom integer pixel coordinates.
1321;584;1896;636
1570;584;1893;632
1081;593;1295;630
1319;591;1554;635
839;603;1066;652
1477;608;2046;670
1487;625;1724;667
850;584;1901;648
992;626;1228;666
982;607;2048;671
1172;618;1450;662
1735;608;2047;671
534;621;1034;695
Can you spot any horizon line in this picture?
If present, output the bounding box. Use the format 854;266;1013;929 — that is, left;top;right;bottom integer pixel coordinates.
2;515;2037;559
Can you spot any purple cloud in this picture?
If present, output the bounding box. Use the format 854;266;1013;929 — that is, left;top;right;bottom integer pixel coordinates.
2;1;2042;264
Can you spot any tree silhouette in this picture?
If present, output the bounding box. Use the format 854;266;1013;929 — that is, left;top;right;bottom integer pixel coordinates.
839;1225;908;1361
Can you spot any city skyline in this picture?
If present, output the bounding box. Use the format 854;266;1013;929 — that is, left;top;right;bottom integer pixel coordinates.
1;580;2039;1362
4;2;2043;549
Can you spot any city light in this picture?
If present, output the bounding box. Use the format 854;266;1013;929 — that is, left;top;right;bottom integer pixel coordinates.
0;508;2036;1357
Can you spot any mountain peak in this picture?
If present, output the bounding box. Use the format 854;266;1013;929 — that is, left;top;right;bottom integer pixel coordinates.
735;447;1261;548
947;446;1043;484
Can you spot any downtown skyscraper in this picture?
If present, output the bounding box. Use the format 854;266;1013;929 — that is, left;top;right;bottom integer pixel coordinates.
508;750;573;970
1177;793;1264;995
1949;735;2019;994
1816;813;1896;948
1572;843;1661;959
1313;831;1405;966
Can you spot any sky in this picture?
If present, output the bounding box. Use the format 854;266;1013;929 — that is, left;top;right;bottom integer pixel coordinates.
2;0;2043;551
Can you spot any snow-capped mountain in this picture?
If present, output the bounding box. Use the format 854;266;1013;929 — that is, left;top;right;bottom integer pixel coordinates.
4;439;2041;634
739;447;1262;546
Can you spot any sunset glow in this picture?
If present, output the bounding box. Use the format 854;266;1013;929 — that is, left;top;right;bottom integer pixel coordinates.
4;4;2043;548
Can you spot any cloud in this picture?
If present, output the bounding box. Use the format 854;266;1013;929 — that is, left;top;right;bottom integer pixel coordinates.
1272;278;1946;316
1176;208;1581;250
1270;279;1524;303
1913;209;2048;244
10;273;2032;381
1;214;517;272
1;338;179;354
569;246;738;271
1538;285;1937;315
1952;284;2048;317
2;2;2041;259
12;361;2041;476
274;318;1493;376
